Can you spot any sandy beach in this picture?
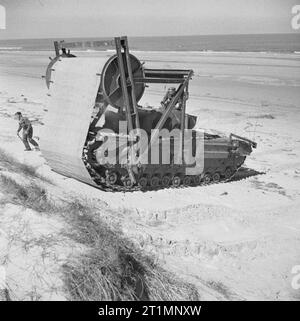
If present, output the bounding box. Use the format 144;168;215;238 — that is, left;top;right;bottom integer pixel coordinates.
0;49;300;300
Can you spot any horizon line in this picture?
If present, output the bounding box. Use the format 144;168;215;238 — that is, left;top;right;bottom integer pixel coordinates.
0;32;299;42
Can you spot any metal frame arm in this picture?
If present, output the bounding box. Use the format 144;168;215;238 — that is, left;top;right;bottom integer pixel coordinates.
152;70;193;134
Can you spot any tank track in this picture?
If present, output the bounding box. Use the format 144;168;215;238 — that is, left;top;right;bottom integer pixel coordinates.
82;148;252;192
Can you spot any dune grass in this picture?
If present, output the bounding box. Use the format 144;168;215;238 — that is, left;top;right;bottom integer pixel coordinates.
63;208;199;301
0;174;55;213
0;147;35;175
0;152;199;301
0;148;52;184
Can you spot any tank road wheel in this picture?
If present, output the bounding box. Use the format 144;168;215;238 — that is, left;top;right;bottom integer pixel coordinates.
172;176;181;187
212;172;221;183
123;177;134;188
150;176;160;188
138;177;148;188
203;173;211;184
194;175;201;185
183;176;192;186
106;172;118;185
161;175;171;187
224;167;233;180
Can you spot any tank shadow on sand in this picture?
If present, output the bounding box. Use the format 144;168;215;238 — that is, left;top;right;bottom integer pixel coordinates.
228;167;264;183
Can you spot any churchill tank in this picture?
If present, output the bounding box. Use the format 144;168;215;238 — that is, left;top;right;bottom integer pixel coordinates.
40;37;257;191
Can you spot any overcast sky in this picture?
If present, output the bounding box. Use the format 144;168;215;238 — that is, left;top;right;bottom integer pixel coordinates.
0;0;298;39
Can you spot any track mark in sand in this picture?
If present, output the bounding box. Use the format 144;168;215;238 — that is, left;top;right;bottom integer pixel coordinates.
0;105;44;125
0;94;45;123
185;273;244;301
249;114;275;120
134;202;247;226
205;280;241;300
250;178;288;197
130;226;267;263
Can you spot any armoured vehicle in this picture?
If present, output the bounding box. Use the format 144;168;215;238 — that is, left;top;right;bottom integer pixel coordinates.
41;37;257;191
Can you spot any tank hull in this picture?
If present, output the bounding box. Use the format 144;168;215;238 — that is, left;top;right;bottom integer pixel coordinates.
82;128;250;190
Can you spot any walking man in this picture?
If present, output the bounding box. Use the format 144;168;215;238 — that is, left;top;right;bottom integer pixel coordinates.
14;112;39;151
